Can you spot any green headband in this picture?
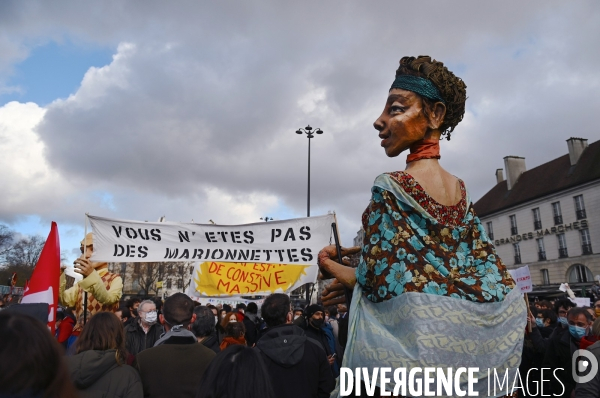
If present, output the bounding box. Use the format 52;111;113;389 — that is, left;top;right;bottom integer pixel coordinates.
390;75;445;104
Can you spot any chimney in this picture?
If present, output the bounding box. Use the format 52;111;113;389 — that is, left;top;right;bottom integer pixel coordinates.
495;169;505;185
504;156;526;191
566;137;588;166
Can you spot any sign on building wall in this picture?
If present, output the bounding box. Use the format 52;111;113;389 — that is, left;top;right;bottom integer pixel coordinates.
88;214;334;298
494;219;588;246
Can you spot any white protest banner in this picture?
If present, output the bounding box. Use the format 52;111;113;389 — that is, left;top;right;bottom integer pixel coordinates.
572;297;591;307
507;265;533;293
88;214;334;297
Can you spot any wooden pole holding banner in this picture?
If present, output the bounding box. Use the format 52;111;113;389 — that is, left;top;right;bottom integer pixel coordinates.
524;292;532;333
331;213;353;311
83;213;88;325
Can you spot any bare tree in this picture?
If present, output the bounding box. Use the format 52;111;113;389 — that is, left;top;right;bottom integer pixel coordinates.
4;235;45;268
134;262;183;296
174;262;193;292
0;227;44;287
0;224;14;259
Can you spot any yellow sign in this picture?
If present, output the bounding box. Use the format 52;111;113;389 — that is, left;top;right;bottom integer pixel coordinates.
194;261;309;296
156;281;163;289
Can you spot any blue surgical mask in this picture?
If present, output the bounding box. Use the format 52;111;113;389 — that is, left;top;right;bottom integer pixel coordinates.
568;325;588;340
535;318;545;328
558;317;568;326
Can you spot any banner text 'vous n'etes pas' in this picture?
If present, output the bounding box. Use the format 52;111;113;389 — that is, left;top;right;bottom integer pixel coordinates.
88;214;335;298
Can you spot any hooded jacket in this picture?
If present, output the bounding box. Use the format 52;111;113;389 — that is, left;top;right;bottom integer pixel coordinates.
256;324;334;398
66;349;143;398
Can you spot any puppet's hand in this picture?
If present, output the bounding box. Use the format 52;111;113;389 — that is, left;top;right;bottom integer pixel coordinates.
321;278;347;306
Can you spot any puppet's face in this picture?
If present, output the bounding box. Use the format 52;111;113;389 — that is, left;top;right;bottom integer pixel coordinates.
81;244;107;269
374;88;430;158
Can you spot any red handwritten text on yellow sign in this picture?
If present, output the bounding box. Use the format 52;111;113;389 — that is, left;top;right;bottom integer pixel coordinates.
194;261;309;296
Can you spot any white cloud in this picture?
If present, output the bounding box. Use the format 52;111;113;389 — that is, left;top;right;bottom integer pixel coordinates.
0;0;599;248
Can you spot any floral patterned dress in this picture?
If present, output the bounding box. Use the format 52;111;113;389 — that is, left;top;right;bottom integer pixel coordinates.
356;171;516;304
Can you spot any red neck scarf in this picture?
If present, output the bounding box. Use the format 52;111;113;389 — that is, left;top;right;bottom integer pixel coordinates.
406;139;441;164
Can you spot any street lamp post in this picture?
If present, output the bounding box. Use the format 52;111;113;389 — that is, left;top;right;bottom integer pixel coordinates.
296;125;323;304
296;125;323;217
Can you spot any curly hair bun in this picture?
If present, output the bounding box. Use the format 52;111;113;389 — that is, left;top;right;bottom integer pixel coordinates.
396;56;467;140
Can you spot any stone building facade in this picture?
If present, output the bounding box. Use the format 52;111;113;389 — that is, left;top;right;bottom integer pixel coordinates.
474;138;600;295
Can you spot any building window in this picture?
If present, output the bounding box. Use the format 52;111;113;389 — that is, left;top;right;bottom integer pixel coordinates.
509;215;518;236
568;264;593;283
177;279;183;289
513;242;521;264
557;233;568;258
487;222;494;240
167;279;172;289
537;238;546;261
532;208;542;230
134;263;140;273
552;202;563;225
541;269;550;285
178;265;184;274
574;195;587;220
581;229;593;255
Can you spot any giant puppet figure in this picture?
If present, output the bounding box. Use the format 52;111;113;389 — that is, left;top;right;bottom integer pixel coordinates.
319;56;526;397
60;233;122;329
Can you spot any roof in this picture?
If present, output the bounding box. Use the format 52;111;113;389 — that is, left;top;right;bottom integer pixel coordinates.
474;139;600;217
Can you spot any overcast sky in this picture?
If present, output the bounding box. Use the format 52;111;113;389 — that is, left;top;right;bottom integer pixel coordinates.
1;1;599;261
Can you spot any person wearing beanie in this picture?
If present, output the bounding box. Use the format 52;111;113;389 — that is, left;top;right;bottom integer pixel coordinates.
299;304;338;377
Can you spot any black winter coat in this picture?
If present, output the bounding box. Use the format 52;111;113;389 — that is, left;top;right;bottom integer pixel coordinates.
125;320;164;357
243;312;258;346
575;340;600;398
67;349;142;398
256;324;335;398
201;332;221;354
542;325;578;397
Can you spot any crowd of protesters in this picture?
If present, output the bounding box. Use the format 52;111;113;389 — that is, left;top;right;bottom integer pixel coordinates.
4;284;600;397
0;292;345;398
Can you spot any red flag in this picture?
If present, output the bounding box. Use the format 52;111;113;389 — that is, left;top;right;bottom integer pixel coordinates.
21;222;60;332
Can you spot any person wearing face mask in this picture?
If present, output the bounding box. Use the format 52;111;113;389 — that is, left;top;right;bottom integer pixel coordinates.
593;300;600;318
553;298;576;329
521;308;555;397
124;298;141;327
533;309;557;338
206;304;219;326
125;299;164;363
292;307;304;321
543;307;593;397
299;305;338;378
